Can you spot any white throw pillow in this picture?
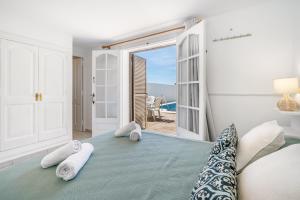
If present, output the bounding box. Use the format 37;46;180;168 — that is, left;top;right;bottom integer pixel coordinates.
238;144;300;200
236;120;285;173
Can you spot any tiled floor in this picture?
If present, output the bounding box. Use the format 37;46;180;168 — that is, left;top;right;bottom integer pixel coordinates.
73;130;92;141
145;111;176;134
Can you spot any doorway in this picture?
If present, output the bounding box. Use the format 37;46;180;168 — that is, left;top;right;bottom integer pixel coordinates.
130;45;177;135
72;56;91;140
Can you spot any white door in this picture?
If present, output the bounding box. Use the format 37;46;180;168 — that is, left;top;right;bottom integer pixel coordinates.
73;57;83;131
38;48;67;141
176;21;206;140
92;50;120;135
1;40;39;150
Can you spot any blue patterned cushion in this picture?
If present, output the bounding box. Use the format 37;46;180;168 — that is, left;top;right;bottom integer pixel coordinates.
210;124;238;155
191;124;238;200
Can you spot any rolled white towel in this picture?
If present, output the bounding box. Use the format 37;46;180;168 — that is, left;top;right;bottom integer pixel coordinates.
129;123;142;142
41;140;81;168
114;121;136;137
56;143;94;181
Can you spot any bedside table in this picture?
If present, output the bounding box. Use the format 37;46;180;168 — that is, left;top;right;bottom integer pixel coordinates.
276;109;300;138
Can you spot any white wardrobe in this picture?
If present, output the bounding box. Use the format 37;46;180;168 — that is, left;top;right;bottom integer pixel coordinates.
0;34;72;163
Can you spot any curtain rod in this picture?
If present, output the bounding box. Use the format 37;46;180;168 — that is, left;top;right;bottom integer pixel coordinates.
102;26;185;49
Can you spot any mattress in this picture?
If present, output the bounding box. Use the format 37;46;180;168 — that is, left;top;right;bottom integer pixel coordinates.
0;132;213;200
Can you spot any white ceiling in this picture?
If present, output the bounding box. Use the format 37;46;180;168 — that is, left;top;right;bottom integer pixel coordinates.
0;0;270;48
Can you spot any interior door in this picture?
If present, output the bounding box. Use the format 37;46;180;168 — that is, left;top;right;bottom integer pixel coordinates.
1;40;39;150
73;57;83;131
38;48;67;141
176;21;206;140
92;50;120;135
131;55;147;129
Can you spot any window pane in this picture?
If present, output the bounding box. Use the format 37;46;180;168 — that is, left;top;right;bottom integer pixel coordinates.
178;107;187;129
189;57;199;82
178;84;187;106
96;103;105;118
178;37;188;60
96;86;105;101
107;54;117;69
107;69;117;86
189;83;199;108
107;86;117;102
107;103;117;118
188;109;199;133
189;34;199;56
96;54;106;69
96;70;105;85
178;61;187;83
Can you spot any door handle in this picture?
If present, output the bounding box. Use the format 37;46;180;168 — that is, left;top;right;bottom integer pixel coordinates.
92;93;95;104
35;93;39;101
39;93;43;101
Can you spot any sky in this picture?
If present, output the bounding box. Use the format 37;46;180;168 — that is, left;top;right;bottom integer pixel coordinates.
135;45;176;85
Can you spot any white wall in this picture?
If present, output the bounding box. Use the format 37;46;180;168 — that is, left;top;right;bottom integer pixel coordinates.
0;18;72;49
73;0;300;136
147;83;176;102
73;46;93;131
292;1;300;75
206;0;299;136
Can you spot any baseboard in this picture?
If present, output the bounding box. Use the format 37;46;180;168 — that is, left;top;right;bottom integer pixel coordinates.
0;135;71;165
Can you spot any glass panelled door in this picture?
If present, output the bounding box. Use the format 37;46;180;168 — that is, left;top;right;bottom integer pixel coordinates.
176;21;206;140
92;50;120;136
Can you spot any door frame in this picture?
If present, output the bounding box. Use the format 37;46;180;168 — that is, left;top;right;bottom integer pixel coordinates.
120;39;176;127
72;56;84;132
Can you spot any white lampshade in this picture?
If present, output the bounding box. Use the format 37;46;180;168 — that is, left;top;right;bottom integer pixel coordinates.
273;77;299;94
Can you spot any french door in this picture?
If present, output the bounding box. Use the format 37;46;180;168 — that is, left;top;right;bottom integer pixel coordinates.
92;50;120;135
130;55;147;129
176;21;206;140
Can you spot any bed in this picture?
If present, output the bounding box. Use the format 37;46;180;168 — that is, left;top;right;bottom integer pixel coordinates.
0;132;213;200
0;131;299;200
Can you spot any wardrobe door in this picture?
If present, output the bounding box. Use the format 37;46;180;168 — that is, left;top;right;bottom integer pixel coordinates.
38;48;67;141
1;40;39;150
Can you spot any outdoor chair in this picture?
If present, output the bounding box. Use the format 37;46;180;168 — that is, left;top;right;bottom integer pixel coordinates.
147;97;163;121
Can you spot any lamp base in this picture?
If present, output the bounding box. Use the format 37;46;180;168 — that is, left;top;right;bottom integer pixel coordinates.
277;95;299;111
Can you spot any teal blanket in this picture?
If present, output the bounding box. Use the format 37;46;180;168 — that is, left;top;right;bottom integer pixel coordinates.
0;132;212;200
1;132;299;200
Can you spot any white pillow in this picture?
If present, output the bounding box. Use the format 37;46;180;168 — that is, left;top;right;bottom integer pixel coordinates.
238;144;300;200
236;120;285;173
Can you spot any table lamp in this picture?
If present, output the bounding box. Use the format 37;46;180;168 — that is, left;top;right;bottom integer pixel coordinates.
273;77;299;111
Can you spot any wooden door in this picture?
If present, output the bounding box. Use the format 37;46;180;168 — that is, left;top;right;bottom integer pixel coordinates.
1;40;39;150
131;55;147;129
73;57;83;131
38;48;67;141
